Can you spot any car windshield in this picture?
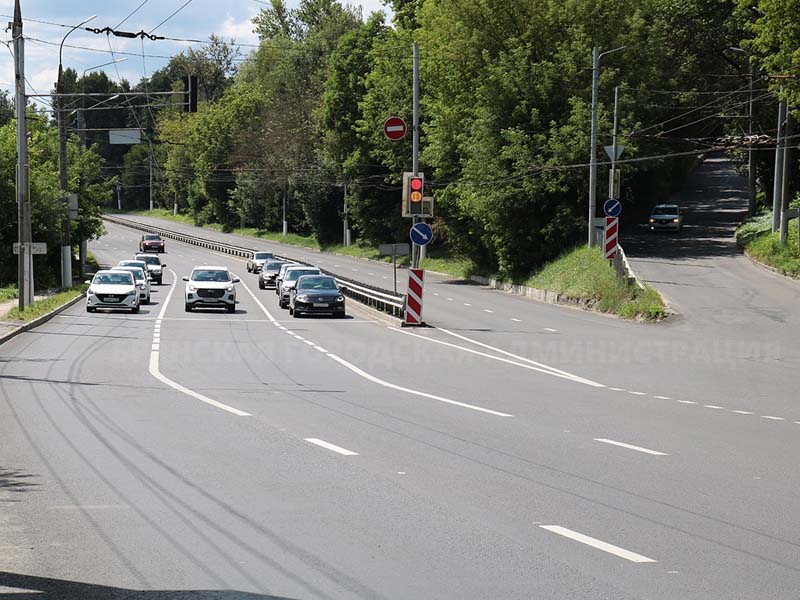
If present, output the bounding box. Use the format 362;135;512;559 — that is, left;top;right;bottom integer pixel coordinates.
191;269;231;282
137;256;160;266
143;235;161;240
118;261;146;268
254;253;272;260
298;276;337;290
113;268;145;282
93;272;133;285
265;262;286;271
286;269;318;282
653;205;678;214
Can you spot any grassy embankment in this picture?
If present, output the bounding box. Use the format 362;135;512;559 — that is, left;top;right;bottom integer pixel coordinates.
736;211;800;277
122;210;666;320
3;253;99;323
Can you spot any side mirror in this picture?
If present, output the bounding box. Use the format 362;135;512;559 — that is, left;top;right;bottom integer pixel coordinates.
182;276;189;282
161;263;166;268
232;277;241;283
339;286;347;293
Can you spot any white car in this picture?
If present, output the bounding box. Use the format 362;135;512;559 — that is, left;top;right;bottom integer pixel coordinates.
278;266;322;308
118;259;151;277
111;266;150;304
134;253;165;285
246;251;275;273
274;262;297;295
183;266;239;313
85;270;140;313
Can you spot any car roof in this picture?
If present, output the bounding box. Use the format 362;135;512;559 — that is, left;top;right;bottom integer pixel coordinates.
119;260;146;265
134;253;159;259
653;204;678;209
111;266;145;274
191;265;229;270
285;265;318;271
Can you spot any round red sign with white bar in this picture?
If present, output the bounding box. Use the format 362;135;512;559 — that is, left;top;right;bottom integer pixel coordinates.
383;116;407;141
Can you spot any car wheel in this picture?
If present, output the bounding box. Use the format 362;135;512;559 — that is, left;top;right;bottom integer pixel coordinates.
258;280;265;289
226;304;235;314
292;309;301;318
145;295;150;305
184;303;192;312
157;277;163;285
336;312;346;319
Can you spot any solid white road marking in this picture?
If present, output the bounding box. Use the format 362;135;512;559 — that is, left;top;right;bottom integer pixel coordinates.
147;269;250;417
432;327;605;388
313;346;328;353
540;525;657;563
483;308;493;313
704;405;725;409
304;438;359;456
303;340;315;346
327;353;512;417
761;415;785;421
594;438;668;456
732;410;754;414
511;318;521;322
544;327;557;332
609;387;625;392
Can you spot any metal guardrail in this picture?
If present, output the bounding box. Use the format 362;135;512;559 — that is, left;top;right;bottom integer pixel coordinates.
103;214;406;318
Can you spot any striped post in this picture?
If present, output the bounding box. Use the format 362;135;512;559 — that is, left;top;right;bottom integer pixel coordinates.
604;216;618;259
404;268;425;325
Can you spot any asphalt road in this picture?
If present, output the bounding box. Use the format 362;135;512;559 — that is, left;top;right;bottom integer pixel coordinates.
2;161;800;598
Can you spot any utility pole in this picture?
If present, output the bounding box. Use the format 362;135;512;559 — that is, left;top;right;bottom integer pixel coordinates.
57;67;72;289
772;99;786;233
412;41;421;268
148;149;153;211
587;46;625;247
173;189;178;216
282;179;288;236
77;108;87;278
609;86;620;201
747;63;756;213
342;180;350;246
13;0;33;310
588;46;599;247
116;183;122;211
779;112;793;243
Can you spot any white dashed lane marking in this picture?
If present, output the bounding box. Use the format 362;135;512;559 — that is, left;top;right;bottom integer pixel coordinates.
511;318;521;322
540;526;657;563
304;438;359;456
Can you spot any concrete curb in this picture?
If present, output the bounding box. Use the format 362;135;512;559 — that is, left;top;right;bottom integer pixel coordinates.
741;248;800;280
468;275;597;310
0;292;85;346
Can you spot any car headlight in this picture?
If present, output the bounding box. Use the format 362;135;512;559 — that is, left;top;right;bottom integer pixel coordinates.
672;218;679;223
649;218;655;223
337;295;345;302
226;286;233;292
187;285;196;293
296;295;310;302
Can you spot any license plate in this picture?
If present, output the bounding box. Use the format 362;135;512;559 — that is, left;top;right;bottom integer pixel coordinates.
203;298;217;302
105;298;120;303
313;302;328;308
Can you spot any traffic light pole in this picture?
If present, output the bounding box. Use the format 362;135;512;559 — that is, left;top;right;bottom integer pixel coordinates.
412;42;421;268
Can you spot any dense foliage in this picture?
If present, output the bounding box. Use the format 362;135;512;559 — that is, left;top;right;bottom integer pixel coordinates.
4;0;798;287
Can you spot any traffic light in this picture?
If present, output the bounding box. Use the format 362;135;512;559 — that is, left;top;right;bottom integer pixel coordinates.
402;172;425;216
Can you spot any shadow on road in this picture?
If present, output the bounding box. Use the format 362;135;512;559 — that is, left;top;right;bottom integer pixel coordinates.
0;571;300;600
623;156;749;262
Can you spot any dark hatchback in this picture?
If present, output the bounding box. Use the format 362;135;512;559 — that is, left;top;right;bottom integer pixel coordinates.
289;275;345;318
259;260;288;289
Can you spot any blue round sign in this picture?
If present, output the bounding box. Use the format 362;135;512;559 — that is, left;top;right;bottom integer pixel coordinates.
603;198;622;217
410;222;433;246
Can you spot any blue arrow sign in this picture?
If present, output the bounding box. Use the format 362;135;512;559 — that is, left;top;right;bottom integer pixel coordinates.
410;222;433;246
603;198;622;218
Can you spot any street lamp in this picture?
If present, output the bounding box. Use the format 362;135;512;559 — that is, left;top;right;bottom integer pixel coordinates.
588;45;626;247
56;14;95;289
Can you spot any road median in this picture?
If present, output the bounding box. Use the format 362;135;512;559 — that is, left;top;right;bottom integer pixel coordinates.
0;287;87;346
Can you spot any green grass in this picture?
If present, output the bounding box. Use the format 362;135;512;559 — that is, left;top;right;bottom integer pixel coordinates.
0;285;18;302
525;246;667;321
737;212;800;278
5;286;87;323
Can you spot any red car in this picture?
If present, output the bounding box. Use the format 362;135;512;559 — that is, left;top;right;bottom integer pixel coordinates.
139;234;165;253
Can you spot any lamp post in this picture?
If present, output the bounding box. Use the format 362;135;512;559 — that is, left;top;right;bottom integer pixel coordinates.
56;14;96;289
588;45;626;247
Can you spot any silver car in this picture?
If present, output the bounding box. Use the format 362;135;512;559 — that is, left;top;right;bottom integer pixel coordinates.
274;262;298;295
278;266;322;309
111;266;151;304
134;253;165;285
649;204;683;232
246;251;275;273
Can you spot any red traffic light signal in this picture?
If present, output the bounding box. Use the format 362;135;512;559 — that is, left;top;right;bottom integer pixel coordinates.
409;176;423;203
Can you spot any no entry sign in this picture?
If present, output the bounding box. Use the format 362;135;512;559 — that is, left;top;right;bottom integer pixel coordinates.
383;117;407;141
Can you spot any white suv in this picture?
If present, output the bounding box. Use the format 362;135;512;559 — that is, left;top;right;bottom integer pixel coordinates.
183;266;239;313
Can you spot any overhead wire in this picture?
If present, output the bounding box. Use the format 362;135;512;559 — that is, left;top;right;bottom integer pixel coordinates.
149;0;196;35
115;0;152;30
